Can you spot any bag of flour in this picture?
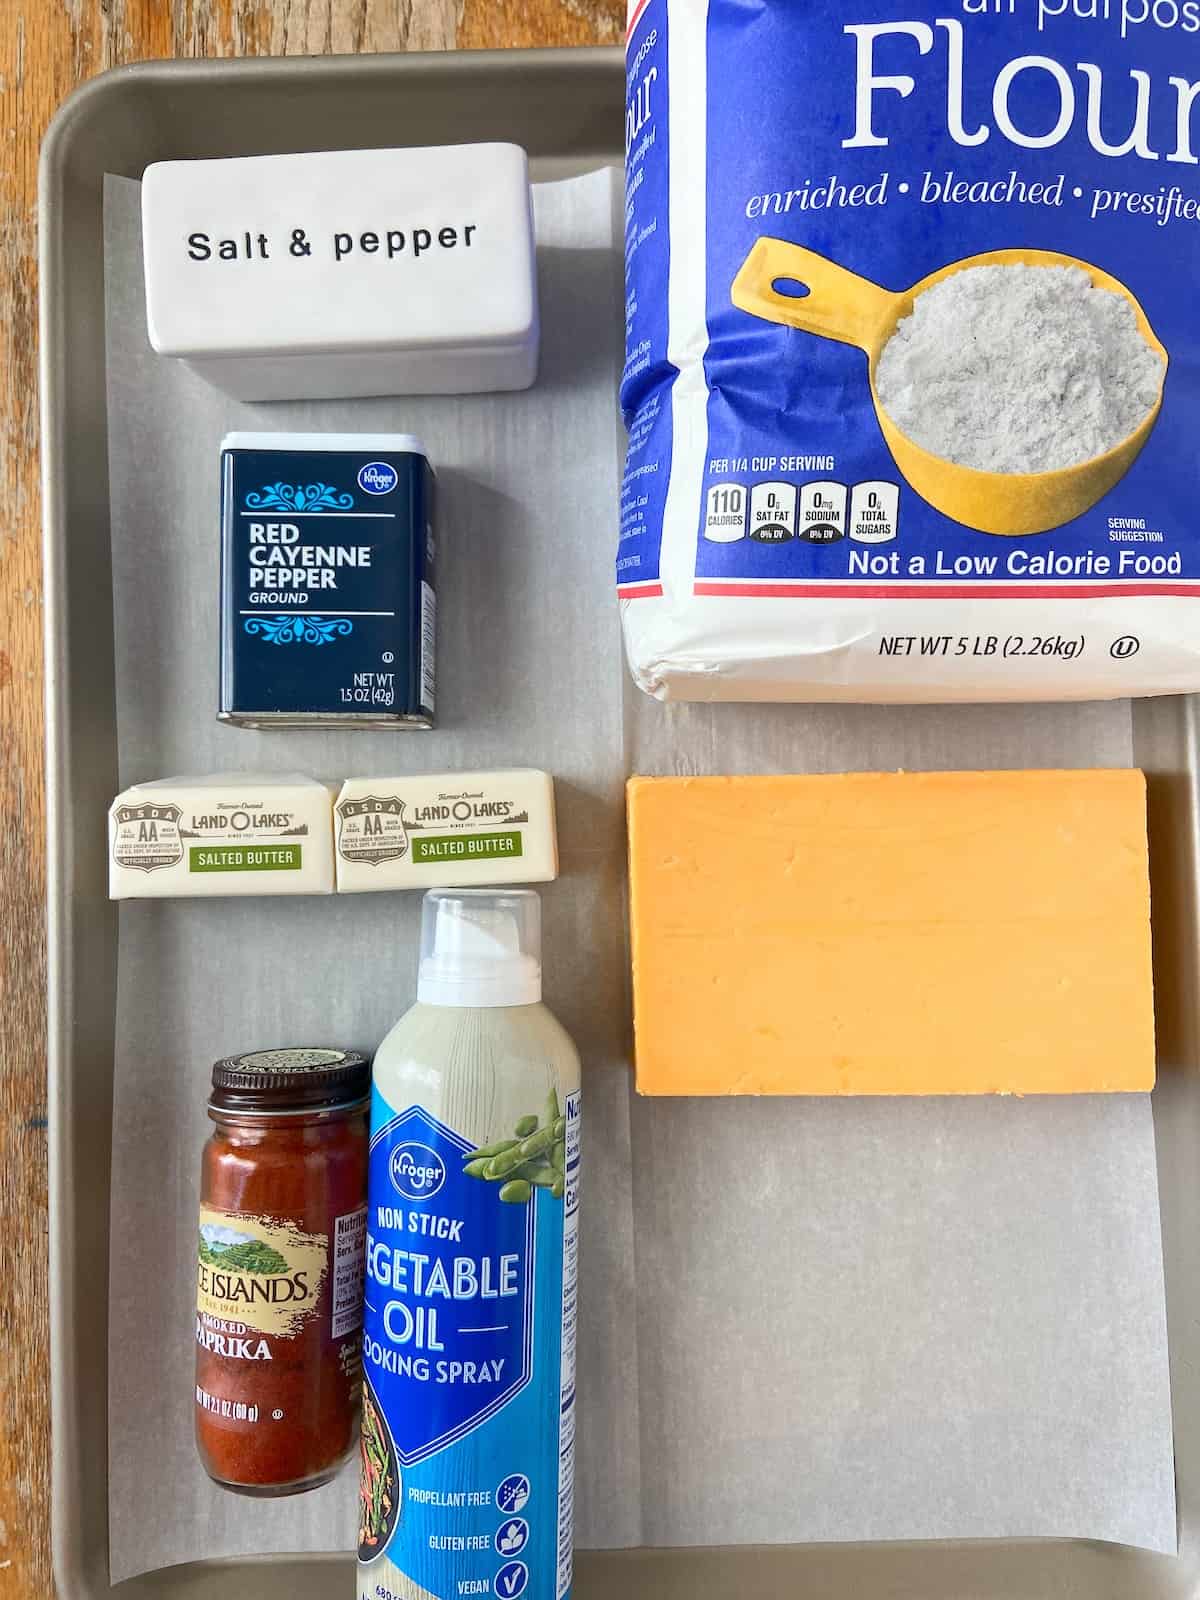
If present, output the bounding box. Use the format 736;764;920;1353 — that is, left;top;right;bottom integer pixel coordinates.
620;0;1200;702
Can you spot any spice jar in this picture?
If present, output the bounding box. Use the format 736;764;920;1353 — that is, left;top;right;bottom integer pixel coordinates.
195;1047;370;1497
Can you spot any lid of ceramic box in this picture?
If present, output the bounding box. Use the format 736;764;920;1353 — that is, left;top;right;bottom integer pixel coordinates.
142;143;536;360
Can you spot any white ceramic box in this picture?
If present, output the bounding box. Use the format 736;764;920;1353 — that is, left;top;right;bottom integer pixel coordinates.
141;144;539;400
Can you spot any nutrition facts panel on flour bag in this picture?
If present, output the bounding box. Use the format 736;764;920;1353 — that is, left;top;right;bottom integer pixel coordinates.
704;478;900;547
619;0;1200;700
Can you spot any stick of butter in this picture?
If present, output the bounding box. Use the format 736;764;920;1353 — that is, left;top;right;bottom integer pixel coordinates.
109;774;336;898
335;770;558;892
628;770;1155;1096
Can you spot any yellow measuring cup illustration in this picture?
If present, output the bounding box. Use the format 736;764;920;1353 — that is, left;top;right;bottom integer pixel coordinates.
731;239;1168;538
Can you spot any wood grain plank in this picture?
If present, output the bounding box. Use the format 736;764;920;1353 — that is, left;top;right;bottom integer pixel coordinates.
459;0;622;49
3;8;66;1596
0;2;610;1596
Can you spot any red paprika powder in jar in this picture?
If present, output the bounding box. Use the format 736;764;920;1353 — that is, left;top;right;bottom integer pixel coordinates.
196;1047;370;1496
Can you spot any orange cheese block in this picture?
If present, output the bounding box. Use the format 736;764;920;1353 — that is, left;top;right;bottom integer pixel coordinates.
627;770;1155;1096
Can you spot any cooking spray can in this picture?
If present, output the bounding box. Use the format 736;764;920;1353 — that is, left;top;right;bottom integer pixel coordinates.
357;889;581;1600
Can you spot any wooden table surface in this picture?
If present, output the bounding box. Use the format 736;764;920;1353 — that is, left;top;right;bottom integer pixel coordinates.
0;2;619;1593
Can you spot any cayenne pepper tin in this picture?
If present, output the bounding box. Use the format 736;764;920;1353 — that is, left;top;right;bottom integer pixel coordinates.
195;1047;370;1496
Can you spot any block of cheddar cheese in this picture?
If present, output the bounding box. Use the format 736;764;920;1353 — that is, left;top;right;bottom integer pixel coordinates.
627;771;1155;1096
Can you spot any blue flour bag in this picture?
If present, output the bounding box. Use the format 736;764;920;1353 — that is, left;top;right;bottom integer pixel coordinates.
621;0;1200;702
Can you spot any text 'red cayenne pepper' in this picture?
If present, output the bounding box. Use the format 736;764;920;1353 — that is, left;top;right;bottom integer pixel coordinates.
195;1047;370;1496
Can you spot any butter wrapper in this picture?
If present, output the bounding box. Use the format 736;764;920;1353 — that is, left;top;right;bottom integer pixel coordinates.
335;770;558;892
109;774;336;898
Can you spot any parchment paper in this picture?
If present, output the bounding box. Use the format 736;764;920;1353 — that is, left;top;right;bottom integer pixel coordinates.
104;168;1176;1582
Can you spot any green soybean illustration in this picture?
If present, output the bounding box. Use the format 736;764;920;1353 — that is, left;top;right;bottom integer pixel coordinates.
464;1095;568;1204
465;1137;519;1161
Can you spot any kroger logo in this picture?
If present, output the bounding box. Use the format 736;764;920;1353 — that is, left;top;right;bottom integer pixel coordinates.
389;1142;446;1200
358;461;398;496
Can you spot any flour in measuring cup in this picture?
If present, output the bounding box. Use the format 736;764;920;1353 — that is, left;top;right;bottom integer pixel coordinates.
874;265;1165;476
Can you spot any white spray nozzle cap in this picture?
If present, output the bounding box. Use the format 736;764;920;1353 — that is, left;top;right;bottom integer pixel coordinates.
417;889;542;1008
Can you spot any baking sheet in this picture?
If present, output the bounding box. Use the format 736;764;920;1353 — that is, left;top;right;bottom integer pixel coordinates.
104;166;1175;1582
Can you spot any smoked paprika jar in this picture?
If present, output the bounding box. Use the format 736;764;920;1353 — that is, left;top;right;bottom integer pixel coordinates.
196;1047;370;1496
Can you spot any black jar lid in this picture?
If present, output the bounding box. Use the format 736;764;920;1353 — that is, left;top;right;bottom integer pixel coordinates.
210;1047;371;1113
